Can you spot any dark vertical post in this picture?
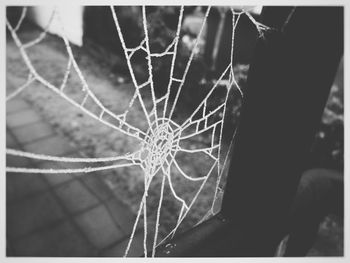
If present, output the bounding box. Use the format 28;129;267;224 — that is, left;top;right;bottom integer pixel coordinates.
221;7;343;256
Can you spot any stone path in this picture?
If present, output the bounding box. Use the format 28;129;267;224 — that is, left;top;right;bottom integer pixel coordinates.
6;98;144;257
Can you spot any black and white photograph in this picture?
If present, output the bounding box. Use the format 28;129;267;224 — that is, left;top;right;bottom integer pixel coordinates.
3;1;347;260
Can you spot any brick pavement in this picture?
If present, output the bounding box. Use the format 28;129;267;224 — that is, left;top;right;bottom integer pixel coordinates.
6;98;144;257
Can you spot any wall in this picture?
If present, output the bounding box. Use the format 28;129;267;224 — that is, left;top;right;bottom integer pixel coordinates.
28;6;84;46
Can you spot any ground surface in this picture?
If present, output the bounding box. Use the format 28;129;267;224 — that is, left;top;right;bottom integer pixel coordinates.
6;98;144;256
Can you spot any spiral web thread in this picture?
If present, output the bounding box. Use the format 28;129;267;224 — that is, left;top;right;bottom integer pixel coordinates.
6;6;269;257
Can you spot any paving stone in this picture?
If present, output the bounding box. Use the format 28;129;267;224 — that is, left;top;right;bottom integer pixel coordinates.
6;154;31;168
100;230;144;257
7;191;65;239
11;220;97;256
6;99;30;114
104;197;135;234
54;180;99;213
81;173;114;201
11;121;54;144
74;205;124;249
6;109;42;128
38;162;74;186
24;135;76;156
6;173;48;202
6;131;19;148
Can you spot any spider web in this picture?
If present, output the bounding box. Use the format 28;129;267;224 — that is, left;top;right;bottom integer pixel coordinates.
6;6;269;257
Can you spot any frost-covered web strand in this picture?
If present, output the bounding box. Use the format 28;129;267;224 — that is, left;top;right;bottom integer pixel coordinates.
22;9;56;49
173;160;207;181
180;64;232;129
216;9;240;176
124;198;145;257
211;128;237;211
281;7;296;32
6;148;135;163
157;160;218;246
127;38;146;58
6;162;137;174
143;174;149;257
166;171;189;209
110;6;153;131
60;58;72;91
162;6;184;120
168;7;211;119
14;7;27;32
56;13;145;139
142;6;158;127
150;38;176;57
170;150;218;236
229;9;243;97
196;129;238;227
124;177;152;257
209;8;244;211
152;174;166;257
6;74;35;101
245;11;271;38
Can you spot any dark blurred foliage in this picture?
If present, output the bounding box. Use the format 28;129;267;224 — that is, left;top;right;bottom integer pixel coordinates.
145;7;208;104
308;81;344;172
84;7;143;55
